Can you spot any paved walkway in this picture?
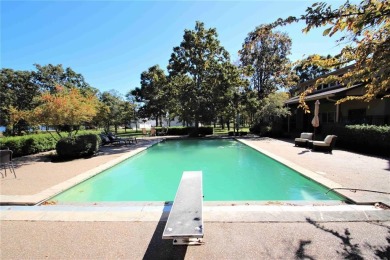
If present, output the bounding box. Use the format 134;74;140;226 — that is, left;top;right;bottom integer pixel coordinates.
1;136;389;259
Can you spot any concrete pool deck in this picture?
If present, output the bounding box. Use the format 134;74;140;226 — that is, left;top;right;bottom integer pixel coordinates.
1;136;390;259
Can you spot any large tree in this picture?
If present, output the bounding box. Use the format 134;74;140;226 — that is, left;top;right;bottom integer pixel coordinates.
272;0;390;111
32;64;96;94
99;90;133;133
168;21;230;131
0;69;40;134
239;25;296;100
131;65;168;126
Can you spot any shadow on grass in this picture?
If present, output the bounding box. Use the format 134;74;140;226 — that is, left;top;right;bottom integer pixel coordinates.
143;203;188;260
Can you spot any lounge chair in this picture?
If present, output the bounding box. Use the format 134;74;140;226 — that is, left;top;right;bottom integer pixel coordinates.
294;133;313;147
157;127;168;136
107;133;137;145
312;135;337;153
99;134;113;145
0;149;17;178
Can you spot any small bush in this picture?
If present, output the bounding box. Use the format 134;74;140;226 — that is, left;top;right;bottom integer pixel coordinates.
250;123;272;136
56;134;100;159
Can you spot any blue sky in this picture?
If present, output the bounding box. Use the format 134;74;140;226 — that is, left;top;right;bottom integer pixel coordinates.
1;0;349;96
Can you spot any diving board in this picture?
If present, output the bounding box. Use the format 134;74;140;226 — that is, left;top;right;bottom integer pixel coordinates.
162;171;204;245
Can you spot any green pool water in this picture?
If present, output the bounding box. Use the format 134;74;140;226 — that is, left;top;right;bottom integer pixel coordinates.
51;139;344;202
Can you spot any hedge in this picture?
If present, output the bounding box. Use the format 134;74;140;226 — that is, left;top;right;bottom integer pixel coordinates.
56;134;100;159
322;124;390;156
0;134;57;157
0;130;100;157
161;127;213;136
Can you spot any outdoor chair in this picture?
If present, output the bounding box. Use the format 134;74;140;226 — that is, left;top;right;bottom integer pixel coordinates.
142;128;148;136
294;132;313;147
99;134;115;145
107;132;136;145
149;127;156;137
157;127;168;136
0;149;17;178
312;135;337;153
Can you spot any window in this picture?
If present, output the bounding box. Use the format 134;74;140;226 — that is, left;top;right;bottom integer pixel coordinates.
321;112;336;123
348;109;366;124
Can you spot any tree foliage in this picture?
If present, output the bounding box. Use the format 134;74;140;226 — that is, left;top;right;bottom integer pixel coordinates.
98;90;135;133
32;64;96;94
272;0;390;111
239;25;297;99
293;55;333;83
10;85;99;138
131;65;168;126
168;21;230;129
1;64;98;135
0;69;40;132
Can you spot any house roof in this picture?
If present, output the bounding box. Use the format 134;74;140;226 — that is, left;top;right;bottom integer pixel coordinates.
285;84;362;105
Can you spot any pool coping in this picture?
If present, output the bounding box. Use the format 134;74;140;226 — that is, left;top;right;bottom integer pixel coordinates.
1;204;389;222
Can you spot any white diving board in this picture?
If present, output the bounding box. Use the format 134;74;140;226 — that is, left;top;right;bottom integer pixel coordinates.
162;171;204;245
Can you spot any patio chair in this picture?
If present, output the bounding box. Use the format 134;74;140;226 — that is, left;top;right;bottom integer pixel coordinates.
0;149;17;178
157;127;168;136
312;135;337;153
107;132;136;145
99;134;112;145
294;132;313;147
142;128;148;136
149;127;156;137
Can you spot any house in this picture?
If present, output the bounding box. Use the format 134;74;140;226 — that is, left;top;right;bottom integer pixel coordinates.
285;65;390;134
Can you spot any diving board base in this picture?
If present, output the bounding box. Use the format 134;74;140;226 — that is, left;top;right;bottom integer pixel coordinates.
173;237;203;245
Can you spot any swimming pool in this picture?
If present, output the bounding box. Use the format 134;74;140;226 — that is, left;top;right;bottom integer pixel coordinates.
50;139;344;202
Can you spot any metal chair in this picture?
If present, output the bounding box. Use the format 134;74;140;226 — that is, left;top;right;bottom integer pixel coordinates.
0;150;17;178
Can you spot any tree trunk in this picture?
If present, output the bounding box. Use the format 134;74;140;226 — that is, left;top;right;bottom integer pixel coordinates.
221;116;225;130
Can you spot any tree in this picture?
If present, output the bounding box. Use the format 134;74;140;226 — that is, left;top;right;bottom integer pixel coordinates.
272;0;390;111
239;25;297;100
168;21;230;132
9;85;99;138
131;65;168;126
32;64;97;95
0;69;40;134
293;55;332;83
249;92;291;135
209;62;249;133
99;90;128;133
256;92;291;121
167;74;194;126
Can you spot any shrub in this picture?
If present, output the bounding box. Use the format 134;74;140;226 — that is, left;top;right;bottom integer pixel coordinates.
56;134;100;159
322;124;390;156
160;127;188;136
250;123;272;136
161;127;213;136
0;134;57;157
